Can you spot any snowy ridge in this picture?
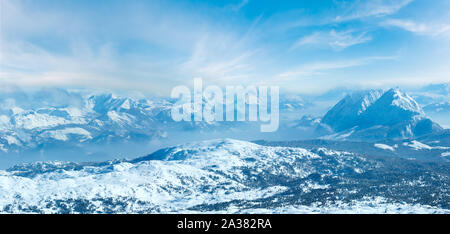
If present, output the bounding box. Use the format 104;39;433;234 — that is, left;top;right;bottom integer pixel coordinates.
389;88;424;114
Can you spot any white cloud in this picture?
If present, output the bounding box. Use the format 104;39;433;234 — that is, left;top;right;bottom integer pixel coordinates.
291;30;372;51
334;0;413;22
229;0;249;12
382;19;427;33
180;33;262;86
275;56;397;81
382;19;450;37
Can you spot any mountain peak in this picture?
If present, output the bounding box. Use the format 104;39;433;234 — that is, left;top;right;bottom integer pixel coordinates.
382;88;424;114
321;89;384;132
321;88;441;141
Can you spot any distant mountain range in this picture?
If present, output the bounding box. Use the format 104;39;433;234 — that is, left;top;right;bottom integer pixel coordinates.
0;87;448;160
0;89;173;154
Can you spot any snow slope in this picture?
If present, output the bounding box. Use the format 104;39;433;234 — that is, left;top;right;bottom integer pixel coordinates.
0;139;448;214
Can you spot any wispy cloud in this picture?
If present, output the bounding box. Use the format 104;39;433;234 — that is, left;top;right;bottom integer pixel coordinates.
229;0;249;12
383;19;427;33
275;56;397;81
334;0;413;22
291;30;372;51
382;19;450;38
0;40;161;90
181;34;260;85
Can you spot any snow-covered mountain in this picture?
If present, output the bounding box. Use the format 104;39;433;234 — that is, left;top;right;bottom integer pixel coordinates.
1;139;448;214
320;88;443;141
321;89;384;132
0;89;174;155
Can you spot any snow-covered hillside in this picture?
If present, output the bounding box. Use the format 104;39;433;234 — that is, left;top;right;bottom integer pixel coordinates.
0;139;448;213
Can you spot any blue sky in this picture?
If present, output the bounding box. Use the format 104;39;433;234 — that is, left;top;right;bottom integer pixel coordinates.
1;0;449;95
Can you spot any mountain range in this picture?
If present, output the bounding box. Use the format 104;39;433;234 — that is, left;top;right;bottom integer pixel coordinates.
0;87;447;160
0;90;171;156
